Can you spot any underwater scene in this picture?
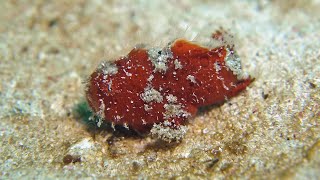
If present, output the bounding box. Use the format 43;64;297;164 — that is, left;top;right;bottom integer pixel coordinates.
1;0;319;179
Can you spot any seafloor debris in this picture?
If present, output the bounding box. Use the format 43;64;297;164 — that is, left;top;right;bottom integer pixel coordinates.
85;31;252;142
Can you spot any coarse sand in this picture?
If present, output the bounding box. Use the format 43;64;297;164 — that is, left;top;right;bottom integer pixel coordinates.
0;0;319;179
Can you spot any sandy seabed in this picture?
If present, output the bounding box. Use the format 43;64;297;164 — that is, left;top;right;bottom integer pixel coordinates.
0;0;319;179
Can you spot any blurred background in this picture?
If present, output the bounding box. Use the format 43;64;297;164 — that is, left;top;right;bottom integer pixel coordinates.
0;0;319;179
